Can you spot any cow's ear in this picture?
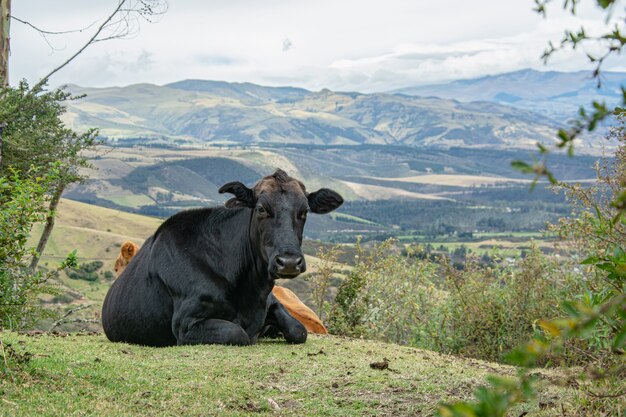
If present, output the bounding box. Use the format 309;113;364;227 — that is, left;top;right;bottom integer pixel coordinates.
308;188;343;214
219;181;255;208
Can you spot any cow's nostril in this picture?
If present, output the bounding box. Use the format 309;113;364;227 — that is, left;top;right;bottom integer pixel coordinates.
295;257;304;268
276;257;285;267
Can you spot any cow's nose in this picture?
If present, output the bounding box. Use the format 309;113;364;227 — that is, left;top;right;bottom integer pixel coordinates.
275;255;304;277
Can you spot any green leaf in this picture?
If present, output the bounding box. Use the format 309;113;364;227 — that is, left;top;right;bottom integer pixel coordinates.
511;160;534;174
613;326;626;350
536;142;548;153
597;0;615;9
580;256;601;265
557;129;570;144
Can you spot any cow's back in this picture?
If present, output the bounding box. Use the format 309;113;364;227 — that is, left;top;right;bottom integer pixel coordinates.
102;237;176;346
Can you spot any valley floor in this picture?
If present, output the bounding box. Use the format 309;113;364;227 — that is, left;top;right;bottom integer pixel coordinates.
0;332;578;416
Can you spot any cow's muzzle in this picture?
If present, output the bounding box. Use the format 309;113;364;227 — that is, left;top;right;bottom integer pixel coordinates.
271;253;306;279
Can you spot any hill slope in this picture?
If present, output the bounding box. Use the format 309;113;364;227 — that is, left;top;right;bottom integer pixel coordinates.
31;198;162;264
0;332;576;416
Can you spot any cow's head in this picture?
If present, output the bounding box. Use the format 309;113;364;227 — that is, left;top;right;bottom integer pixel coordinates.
219;169;343;279
114;241;140;277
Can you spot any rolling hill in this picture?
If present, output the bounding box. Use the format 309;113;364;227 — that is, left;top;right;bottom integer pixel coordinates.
60;78;575;150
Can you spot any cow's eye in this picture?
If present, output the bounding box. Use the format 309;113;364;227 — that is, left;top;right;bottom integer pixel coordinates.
256;206;269;217
299;210;308;220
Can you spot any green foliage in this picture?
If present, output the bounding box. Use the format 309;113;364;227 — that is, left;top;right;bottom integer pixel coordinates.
0;166;79;329
437;248;565;362
0;167;55;262
67;261;104;282
306;245;342;320
441;91;626;416
0;81;89;330
0;167;61;329
439;373;536;417
328;238;427;340
325;239;564;362
0;81;99;183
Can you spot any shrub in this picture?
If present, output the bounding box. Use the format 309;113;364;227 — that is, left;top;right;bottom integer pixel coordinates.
306;245;342;321
325;239;567;362
436;247;565;362
67;261;104;282
328;239;442;346
0;167;74;330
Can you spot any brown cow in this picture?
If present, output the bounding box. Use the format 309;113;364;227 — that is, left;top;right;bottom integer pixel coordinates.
113;241;327;335
113;241;139;276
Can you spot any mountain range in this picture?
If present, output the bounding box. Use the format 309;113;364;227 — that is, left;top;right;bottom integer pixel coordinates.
394;69;625;123
60;69;623;152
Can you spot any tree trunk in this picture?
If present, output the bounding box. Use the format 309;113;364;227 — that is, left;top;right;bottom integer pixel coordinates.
30;182;65;271
0;0;11;87
0;0;10;168
0;122;5;171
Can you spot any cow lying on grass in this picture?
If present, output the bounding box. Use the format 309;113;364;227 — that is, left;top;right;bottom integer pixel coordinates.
113;240;328;334
102;169;342;346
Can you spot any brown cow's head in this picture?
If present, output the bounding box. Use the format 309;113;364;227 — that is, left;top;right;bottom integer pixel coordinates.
114;241;140;277
219;169;343;279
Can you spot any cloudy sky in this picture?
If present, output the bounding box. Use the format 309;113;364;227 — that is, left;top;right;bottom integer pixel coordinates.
8;0;625;92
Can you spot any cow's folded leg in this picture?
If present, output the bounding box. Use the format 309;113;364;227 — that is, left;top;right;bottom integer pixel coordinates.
176;318;251;346
266;293;307;344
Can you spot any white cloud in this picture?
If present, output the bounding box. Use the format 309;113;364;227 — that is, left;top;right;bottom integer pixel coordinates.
8;0;625;91
282;38;293;52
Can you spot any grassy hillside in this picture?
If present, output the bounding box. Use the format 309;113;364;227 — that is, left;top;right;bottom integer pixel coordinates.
31;199;162;264
0;332;577;416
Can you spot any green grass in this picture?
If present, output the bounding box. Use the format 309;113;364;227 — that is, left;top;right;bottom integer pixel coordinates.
0;332;577;416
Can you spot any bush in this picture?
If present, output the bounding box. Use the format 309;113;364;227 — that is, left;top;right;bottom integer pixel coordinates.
306;245;342;321
67;261;103;282
436;248;565;362
325;239;567;362
0;167;69;330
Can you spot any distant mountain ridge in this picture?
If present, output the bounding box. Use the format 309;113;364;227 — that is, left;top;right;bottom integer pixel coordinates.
60;69;614;151
165;79;310;103
394;69;626;122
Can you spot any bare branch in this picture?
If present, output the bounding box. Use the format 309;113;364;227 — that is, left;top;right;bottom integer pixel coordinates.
31;1;127;91
48;304;92;331
11;15;99;35
32;0;167;91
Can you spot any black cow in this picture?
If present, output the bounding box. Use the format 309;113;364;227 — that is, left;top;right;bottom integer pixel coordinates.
102;169;343;346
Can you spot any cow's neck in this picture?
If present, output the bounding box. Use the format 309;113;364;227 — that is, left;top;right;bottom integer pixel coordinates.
244;210;273;292
204;207;271;294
